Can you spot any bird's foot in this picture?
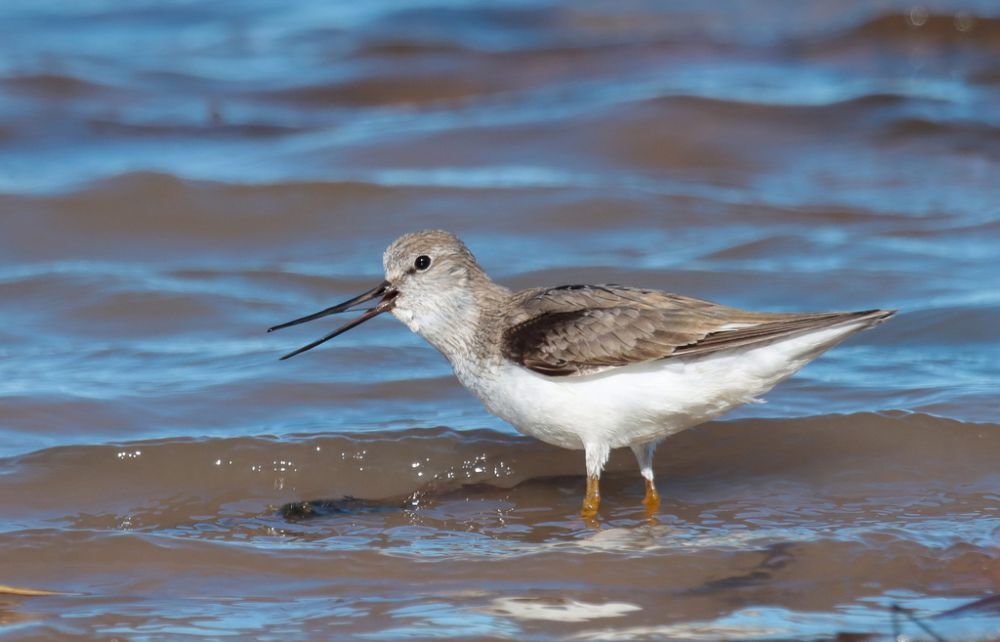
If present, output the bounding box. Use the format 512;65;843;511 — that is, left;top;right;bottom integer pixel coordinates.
641;479;660;513
581;475;601;518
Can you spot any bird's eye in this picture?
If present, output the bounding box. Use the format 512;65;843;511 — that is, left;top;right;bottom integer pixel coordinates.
414;255;431;271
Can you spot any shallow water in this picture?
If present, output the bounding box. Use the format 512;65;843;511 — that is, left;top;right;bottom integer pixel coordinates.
1;1;999;640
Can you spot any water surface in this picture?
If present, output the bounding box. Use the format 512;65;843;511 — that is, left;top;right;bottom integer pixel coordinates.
1;1;999;640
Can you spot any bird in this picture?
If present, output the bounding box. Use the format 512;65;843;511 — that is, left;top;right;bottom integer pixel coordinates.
269;230;895;518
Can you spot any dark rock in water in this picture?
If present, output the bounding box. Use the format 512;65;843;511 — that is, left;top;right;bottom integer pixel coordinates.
281;496;402;520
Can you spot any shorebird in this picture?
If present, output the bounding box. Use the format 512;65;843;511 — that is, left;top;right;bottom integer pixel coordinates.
269;230;894;517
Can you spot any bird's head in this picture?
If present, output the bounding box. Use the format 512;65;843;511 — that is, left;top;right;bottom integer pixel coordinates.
268;230;487;359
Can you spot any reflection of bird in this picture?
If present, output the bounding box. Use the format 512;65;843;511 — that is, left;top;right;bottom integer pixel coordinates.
270;230;895;518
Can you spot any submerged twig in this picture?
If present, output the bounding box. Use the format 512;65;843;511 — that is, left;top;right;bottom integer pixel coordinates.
0;584;59;597
890;603;948;642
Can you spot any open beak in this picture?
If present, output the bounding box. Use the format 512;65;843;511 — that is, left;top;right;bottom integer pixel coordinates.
267;280;397;360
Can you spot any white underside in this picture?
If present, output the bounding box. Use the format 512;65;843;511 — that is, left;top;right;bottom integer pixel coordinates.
456;320;872;474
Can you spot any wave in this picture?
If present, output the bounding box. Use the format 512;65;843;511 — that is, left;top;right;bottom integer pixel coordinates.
2;413;994;521
831;12;1000;49
256;75;491;108
0;73;122;99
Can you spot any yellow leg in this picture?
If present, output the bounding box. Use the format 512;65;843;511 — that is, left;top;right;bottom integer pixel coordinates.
581;475;601;517
642;478;660;512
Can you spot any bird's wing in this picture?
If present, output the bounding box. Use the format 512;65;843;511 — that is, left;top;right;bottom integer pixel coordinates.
501;284;889;377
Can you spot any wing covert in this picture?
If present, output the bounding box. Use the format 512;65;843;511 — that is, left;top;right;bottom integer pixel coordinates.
501;285;726;376
500;284;883;377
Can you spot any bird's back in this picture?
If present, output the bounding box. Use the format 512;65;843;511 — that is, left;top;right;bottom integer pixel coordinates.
500;284;894;377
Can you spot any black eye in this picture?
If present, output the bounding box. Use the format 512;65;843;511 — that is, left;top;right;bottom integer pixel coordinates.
414;255;431;271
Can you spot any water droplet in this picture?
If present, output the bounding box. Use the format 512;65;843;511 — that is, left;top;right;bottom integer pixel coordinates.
907;6;928;27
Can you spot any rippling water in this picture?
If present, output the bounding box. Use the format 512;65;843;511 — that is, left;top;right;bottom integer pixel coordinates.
1;1;999;640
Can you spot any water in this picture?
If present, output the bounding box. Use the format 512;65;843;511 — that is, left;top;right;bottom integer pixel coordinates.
1;1;999;640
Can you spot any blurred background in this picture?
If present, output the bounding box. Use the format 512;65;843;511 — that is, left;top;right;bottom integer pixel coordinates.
1;1;999;640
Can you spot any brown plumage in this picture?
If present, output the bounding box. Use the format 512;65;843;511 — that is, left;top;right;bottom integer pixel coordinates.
502;284;895;376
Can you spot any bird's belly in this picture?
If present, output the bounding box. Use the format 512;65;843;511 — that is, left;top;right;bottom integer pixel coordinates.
465;323;864;450
476;361;745;450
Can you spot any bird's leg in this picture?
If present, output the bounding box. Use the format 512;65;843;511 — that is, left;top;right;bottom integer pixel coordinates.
582;474;601;517
643;478;660;511
582;442;610;518
630;441;661;512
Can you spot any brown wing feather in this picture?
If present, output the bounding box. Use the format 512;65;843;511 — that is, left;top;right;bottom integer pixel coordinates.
501;284;893;377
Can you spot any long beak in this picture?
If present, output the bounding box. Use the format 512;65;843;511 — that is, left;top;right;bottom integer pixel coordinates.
267;280;397;360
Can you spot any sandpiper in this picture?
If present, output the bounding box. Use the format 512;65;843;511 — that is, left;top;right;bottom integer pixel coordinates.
269;230;894;517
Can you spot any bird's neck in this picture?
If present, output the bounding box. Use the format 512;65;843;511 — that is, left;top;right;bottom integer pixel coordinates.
403;272;512;376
